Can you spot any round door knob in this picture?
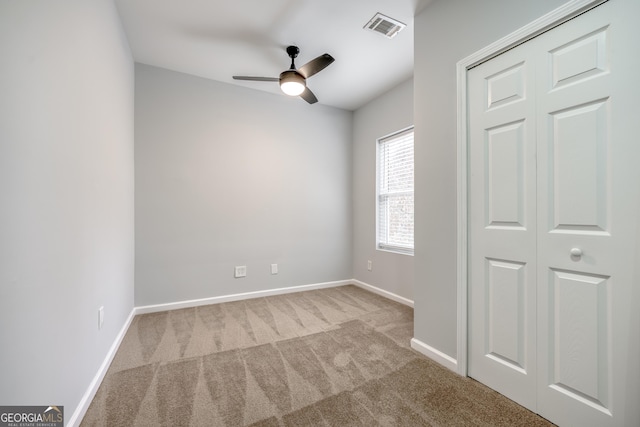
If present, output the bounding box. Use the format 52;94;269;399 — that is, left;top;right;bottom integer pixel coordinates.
570;248;583;257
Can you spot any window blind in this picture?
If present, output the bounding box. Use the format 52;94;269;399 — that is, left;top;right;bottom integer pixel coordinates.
377;127;414;255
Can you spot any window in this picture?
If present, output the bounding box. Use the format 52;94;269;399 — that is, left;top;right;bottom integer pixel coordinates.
377;127;414;255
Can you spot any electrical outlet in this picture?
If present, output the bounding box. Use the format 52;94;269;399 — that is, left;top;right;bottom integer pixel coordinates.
271;264;278;275
98;306;104;330
234;265;247;278
367;260;372;271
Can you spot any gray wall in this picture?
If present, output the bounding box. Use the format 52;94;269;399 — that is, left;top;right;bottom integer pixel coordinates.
135;64;353;306
352;78;414;301
0;0;134;415
413;0;569;359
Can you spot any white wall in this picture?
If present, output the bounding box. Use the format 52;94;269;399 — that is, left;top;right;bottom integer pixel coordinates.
352;78;414;301
0;0;134;418
134;64;353;306
413;0;567;359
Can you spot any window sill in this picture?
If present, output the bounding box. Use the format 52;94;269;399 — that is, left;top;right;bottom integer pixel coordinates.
377;245;414;256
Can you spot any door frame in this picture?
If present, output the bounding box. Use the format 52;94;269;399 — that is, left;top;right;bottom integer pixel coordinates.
455;0;607;376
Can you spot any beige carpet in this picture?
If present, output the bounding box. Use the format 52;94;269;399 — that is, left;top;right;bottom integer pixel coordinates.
80;285;553;426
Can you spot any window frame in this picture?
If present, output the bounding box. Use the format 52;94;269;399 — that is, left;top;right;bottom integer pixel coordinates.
376;126;415;256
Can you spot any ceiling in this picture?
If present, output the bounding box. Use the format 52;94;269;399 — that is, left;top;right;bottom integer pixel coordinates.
114;0;432;111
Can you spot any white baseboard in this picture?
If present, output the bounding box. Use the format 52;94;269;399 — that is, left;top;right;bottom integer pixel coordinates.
134;279;352;315
351;280;414;307
67;308;136;427
410;337;459;373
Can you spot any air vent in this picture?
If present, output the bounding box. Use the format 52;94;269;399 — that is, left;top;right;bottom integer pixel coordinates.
364;13;406;39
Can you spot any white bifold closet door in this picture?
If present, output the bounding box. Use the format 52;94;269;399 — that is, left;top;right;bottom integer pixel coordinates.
468;1;639;426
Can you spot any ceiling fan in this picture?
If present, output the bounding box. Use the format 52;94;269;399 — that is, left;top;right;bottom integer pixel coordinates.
233;45;334;104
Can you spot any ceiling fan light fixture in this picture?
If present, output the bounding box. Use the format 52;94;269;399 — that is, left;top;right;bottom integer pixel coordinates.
234;45;332;104
279;70;306;96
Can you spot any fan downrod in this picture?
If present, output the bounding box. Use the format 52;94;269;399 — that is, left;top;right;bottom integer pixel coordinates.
286;45;300;69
